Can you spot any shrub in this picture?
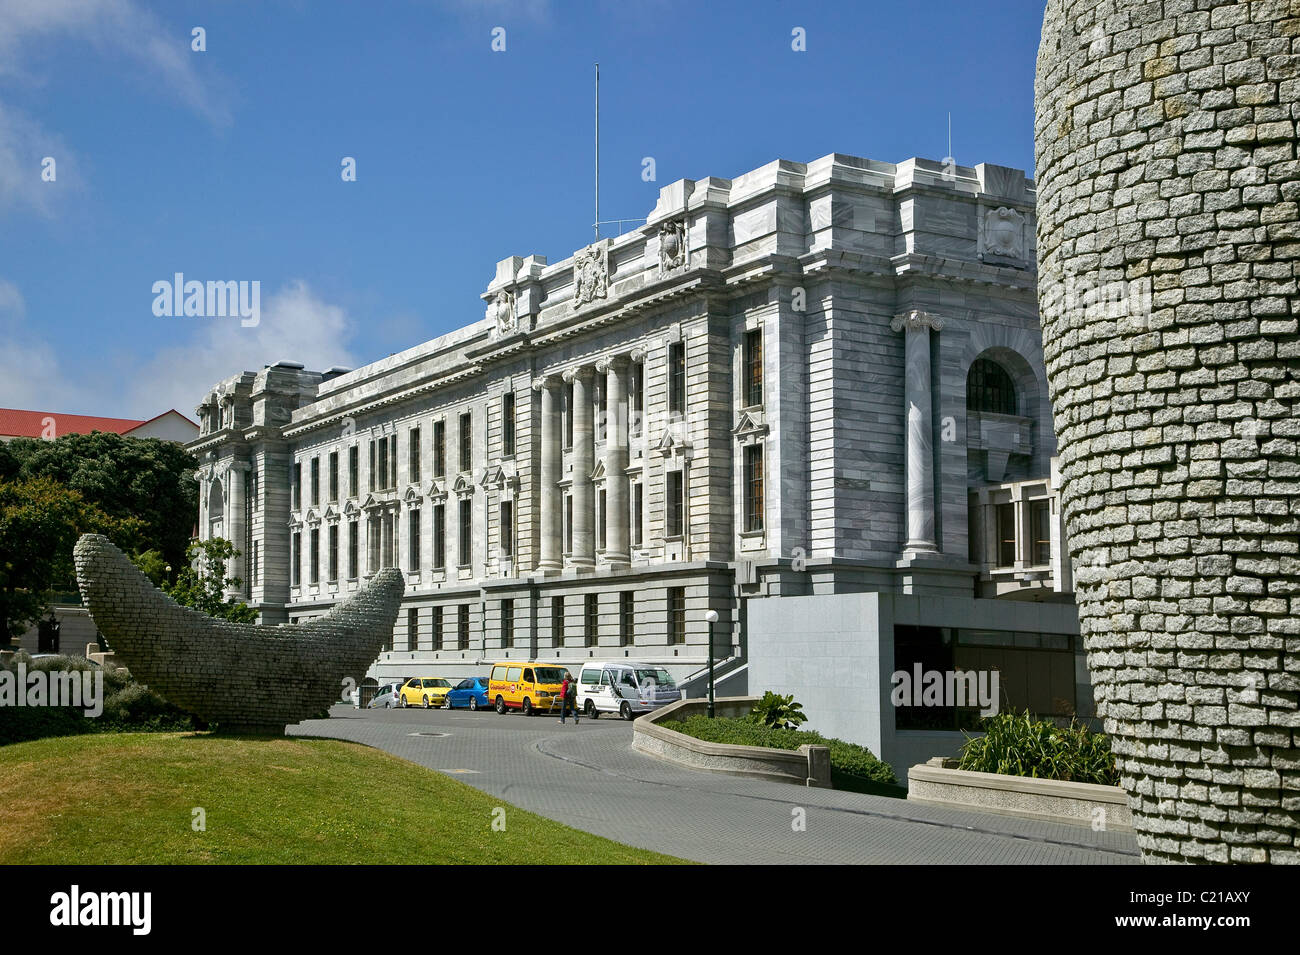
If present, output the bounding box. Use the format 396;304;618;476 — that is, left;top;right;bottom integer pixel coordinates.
1;651;201;744
661;715;899;793
958;710;1118;786
747;691;808;730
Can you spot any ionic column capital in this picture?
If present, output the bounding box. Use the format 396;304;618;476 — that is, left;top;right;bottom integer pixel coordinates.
562;364;594;384
595;353;631;375
891;309;944;333
531;373;562;393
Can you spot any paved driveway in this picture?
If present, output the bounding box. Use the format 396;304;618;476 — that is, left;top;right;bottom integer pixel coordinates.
292;706;1139;865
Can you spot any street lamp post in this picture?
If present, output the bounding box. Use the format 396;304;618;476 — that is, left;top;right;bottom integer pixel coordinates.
705;609;719;718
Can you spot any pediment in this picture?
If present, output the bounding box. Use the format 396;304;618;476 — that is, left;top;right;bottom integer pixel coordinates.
452;474;475;496
590;459;607;481
732;409;769;439
425;479;448;500
402;485;421;504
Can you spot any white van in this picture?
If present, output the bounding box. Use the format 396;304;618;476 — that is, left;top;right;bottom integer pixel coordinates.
576;662;680;720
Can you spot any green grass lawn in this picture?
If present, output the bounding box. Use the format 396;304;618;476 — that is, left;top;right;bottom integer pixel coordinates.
0;732;687;864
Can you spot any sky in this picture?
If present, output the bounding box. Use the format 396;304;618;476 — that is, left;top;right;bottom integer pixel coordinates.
0;0;1048;420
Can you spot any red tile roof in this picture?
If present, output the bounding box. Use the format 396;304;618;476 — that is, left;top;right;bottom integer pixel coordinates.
0;407;185;439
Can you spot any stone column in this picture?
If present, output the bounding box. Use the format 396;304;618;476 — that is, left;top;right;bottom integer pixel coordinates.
226;462;249;597
566;366;596;568
1037;0;1300;865
891;310;942;556
599;355;631;568
533;375;562;573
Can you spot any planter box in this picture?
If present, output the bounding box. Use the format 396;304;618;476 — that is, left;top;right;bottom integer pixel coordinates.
907;758;1132;832
633;696;831;788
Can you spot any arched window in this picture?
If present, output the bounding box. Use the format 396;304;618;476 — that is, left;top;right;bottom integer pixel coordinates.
967;359;1017;415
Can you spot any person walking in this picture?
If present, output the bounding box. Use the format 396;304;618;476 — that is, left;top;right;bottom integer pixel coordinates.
559;672;580;725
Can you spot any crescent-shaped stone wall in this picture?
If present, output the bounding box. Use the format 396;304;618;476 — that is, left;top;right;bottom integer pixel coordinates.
1035;1;1299;862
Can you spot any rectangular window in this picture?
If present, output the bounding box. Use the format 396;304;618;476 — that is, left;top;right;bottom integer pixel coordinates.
292;463;302;510
743;444;764;533
457;605;470;651
328;524;339;581
666;470;684;538
378;438;388;491
250;470;259;510
367;515;380;574
632;482;643;547
251;539;260;589
388;435;397;488
408;508;421;570
564;495;573;553
383;512;395;568
347;519;358;579
433;504;446;568
619;591;633;647
459;411;473;472
458;498;472;566
668;342;686;416
744;328;763;407
310;457;319;506
997;502;1017;568
564;381;574;449
433;420;445;477
552;595;565;644
629;362;643;437
348;445;358;498
409;428;421;484
292;531;301;586
309;528;320;585
597;488;607;551
502;392;516;457
585;593;598;648
431;605;443;649
499;500;514;558
501;598;515;649
668;587;686;645
368;440;376;492
407;607;419;652
1030;500;1052;566
328;451;339;502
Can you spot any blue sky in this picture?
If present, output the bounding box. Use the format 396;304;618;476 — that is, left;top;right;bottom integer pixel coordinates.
0;0;1047;419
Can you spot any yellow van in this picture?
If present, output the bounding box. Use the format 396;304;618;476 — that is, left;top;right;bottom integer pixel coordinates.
487;661;571;716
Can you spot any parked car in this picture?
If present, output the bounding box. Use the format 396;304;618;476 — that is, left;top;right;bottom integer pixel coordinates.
398;677;453;709
445;676;490;711
576;662;680;720
487;662;571;715
368;682;401;709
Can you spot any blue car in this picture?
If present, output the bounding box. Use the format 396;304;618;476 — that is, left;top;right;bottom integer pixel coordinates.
445;677;490;711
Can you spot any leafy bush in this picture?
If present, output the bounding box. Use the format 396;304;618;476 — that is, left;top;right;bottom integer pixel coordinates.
747;691;808;730
661;715;900;793
958;710;1118;786
0;651;201;745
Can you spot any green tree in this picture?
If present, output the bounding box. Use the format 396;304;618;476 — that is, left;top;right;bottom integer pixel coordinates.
163;538;257;623
5;431;198;574
0;477;142;640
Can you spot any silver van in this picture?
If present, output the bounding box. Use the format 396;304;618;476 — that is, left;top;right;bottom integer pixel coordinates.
575;662;680;720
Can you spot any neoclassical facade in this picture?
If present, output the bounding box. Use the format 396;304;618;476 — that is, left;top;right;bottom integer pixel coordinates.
189;152;1082;739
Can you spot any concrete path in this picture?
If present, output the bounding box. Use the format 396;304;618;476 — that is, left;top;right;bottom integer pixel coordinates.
293;706;1139;865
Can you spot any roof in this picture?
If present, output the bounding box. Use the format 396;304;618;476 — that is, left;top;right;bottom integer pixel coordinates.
0;407;197;439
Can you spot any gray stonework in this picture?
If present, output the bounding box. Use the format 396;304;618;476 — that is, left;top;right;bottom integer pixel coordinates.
73;533;404;734
189;152;1083;744
1036;1;1300;862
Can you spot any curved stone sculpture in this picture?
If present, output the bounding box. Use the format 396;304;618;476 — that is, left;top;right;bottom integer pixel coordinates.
73;534;404;734
1036;2;1299;863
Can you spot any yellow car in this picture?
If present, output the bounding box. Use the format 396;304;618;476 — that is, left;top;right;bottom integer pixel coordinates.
398;677;453;709
487;661;571;715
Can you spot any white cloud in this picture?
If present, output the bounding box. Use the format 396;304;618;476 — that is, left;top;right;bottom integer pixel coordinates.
0;0;230;216
0;277;361;421
125;281;361;419
0;278;79;409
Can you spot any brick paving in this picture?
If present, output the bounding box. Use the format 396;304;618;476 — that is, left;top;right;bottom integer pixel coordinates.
292;706;1140;865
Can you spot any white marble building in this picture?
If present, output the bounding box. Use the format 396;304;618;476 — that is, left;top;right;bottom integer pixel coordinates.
188;152;1083;740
